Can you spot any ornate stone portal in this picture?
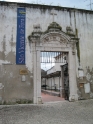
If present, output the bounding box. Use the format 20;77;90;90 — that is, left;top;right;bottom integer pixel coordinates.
28;22;79;104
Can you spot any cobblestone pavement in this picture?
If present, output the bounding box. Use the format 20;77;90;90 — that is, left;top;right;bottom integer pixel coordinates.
0;100;93;124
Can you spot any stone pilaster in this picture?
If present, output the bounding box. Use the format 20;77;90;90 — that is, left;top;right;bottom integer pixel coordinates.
36;50;42;104
69;50;78;101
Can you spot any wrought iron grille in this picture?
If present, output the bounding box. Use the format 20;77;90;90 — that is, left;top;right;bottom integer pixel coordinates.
40;52;68;63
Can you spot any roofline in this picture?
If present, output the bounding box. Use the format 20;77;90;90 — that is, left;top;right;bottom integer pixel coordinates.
0;1;93;14
41;71;61;78
47;66;54;71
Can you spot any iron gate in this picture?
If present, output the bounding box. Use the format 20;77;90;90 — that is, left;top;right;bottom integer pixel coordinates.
40;52;68;63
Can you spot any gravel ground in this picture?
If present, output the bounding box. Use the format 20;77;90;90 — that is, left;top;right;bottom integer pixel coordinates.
0;100;93;124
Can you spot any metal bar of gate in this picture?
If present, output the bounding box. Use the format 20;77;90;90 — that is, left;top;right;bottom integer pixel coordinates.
41;52;67;63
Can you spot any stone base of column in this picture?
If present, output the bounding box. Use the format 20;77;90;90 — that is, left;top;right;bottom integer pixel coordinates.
37;97;42;104
33;97;42;104
69;94;78;101
33;97;37;104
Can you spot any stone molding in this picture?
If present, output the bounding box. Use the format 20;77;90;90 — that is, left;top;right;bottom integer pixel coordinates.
28;22;79;103
28;22;79;54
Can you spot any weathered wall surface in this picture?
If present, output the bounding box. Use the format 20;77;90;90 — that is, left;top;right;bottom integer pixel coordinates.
0;2;93;102
0;3;33;104
25;4;93;75
0;64;33;103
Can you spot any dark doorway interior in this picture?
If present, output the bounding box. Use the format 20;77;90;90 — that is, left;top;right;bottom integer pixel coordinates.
61;64;69;100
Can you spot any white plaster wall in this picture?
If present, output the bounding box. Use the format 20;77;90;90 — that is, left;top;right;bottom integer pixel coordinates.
26;8;93;76
46;77;62;90
46;78;51;89
75;11;93;74
0;6;17;53
0;3;93;78
54;77;57;89
55;77;62;90
47;63;65;74
47;66;55;75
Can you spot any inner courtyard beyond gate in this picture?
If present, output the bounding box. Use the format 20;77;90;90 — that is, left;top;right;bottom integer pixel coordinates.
29;22;79;104
41;51;69;102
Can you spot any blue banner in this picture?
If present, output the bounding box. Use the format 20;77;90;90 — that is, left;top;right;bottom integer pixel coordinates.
16;8;26;64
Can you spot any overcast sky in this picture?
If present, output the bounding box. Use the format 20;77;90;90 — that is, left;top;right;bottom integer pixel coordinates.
2;0;93;10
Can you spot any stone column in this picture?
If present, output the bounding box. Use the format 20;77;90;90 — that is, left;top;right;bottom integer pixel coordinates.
61;66;65;98
69;50;78;101
36;50;42;104
33;42;37;104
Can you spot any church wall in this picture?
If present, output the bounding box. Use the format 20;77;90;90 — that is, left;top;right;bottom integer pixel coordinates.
75;12;93;72
0;4;33;104
26;6;93;74
0;2;93;103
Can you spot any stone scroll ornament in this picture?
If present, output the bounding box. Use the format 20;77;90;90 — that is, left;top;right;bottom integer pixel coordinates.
16;8;26;64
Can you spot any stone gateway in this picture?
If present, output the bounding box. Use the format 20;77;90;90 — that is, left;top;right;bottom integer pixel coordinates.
0;1;93;104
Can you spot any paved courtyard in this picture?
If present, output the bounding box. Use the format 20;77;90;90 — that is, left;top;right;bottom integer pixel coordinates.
0;99;93;124
42;93;64;103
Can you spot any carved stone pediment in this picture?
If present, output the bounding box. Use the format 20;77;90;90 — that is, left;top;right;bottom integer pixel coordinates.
28;22;79;48
40;32;70;45
43;36;60;42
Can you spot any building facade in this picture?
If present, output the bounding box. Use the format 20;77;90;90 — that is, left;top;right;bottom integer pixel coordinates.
0;1;93;104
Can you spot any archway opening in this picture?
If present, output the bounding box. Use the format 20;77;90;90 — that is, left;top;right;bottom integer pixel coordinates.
29;22;79;103
40;51;69;103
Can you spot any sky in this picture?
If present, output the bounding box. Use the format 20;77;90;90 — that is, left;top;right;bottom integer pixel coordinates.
1;0;93;10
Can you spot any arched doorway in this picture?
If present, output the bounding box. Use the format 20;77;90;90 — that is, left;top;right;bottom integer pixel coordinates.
28;22;79;104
